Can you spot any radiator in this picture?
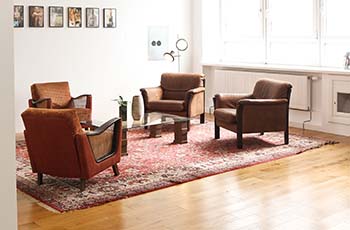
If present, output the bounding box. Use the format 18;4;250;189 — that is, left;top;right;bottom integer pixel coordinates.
212;70;311;111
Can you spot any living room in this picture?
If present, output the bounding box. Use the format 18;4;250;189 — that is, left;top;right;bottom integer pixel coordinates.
1;0;350;229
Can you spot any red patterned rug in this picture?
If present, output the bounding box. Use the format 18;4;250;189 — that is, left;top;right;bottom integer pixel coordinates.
16;122;330;212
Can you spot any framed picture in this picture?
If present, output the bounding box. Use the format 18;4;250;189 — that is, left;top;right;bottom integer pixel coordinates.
86;8;99;28
14;5;24;28
68;7;82;28
49;6;64;28
103;8;116;28
29;6;44;27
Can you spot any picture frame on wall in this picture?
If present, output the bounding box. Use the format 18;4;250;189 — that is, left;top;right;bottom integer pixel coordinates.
86;8;99;28
49;6;64;28
14;5;24;28
29;6;44;27
68;7;82;28
103;8;116;28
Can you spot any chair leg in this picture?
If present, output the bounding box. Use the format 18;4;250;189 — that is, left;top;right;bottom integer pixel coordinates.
214;122;220;139
80;179;86;192
112;164;120;176
237;131;243;149
37;173;43;185
260;132;264;136
284;130;289;145
187;121;190;131
200;113;205;124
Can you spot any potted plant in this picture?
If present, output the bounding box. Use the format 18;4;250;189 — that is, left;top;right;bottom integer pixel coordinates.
113;96;128;121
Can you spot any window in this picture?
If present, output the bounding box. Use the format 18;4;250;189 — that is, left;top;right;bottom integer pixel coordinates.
202;0;350;68
221;0;264;63
322;0;350;67
268;0;319;65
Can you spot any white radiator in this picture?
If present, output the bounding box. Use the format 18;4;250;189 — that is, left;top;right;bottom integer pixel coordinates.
212;70;311;111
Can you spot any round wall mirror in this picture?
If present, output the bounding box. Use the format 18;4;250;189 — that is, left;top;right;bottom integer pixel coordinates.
176;38;188;52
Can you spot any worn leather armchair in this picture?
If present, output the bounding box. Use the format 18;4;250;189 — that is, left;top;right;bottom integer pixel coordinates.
140;73;205;126
214;78;292;149
28;81;92;121
21;108;122;191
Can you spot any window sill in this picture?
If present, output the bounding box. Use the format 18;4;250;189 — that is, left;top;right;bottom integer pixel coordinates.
202;62;350;76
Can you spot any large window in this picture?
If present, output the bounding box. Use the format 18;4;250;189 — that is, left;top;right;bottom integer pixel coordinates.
204;0;350;68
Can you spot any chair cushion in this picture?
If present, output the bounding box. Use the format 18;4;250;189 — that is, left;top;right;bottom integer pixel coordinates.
214;108;237;124
31;82;72;108
148;100;185;112
161;73;202;91
253;79;292;99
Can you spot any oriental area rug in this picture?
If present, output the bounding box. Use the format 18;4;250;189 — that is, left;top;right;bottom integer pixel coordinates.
16;122;332;212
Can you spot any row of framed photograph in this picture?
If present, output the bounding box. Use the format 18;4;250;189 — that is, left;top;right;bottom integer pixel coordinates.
13;5;116;28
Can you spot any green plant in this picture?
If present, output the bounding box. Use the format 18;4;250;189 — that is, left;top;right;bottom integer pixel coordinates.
113;96;127;107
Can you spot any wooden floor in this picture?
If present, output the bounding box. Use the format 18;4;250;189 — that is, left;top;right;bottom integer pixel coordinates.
17;118;350;229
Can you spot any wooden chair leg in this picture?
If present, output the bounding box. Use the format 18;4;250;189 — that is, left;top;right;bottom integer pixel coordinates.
80;179;86;192
260;132;264;135
112;164;120;176
187;120;190;131
200;113;205;124
237;132;243;149
37;173;43;185
214;122;220;139
284;130;289;145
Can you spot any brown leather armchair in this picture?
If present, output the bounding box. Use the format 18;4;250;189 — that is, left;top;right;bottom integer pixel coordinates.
140;73;205;126
21;108;122;191
28;81;92;121
214;78;292;149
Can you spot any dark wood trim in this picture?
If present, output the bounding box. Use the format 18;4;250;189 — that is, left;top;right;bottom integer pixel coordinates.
200;113;205;124
37;173;43;185
112;164;119;176
80;179;86;191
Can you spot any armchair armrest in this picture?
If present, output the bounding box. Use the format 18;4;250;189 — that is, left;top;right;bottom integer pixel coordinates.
140;86;163;110
238;99;288;106
236;99;289;133
214;93;252;109
185;87;205;117
86;117;120;137
70;94;92;109
30;98;52;108
85;117;122;162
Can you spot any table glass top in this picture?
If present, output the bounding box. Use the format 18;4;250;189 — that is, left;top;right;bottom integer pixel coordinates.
86;112;190;130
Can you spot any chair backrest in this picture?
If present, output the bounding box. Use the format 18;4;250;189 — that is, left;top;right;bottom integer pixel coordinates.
160;73;203;100
31;82;72;108
253;79;292;101
21;108;85;177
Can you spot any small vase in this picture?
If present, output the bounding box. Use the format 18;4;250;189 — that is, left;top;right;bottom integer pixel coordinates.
131;95;142;120
119;105;127;121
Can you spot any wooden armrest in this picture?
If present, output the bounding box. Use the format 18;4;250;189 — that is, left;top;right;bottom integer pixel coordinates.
31;98;52;108
86;117;120;136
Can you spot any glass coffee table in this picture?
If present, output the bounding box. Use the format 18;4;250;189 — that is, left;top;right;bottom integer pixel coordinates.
83;112;191;155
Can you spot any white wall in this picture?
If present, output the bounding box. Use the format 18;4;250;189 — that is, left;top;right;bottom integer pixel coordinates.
0;0;17;228
15;0;193;132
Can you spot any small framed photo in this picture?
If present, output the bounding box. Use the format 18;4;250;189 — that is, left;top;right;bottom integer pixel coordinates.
49;6;64;28
86;8;99;28
103;8;116;28
14;5;24;28
68;7;82;28
29;6;44;27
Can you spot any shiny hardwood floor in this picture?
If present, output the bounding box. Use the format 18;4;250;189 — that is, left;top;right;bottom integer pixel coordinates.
17;116;350;230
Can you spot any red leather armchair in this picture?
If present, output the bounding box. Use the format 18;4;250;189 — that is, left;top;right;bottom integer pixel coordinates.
214;79;292;149
21;108;122;191
28;81;92;121
140;73;205;126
